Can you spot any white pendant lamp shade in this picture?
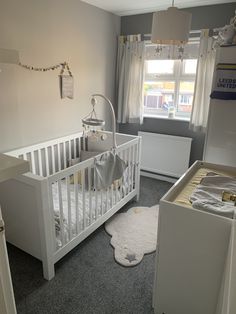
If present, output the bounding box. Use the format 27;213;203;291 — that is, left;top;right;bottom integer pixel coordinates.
151;6;192;45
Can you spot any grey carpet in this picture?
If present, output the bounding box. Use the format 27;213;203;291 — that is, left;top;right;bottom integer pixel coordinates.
7;176;172;314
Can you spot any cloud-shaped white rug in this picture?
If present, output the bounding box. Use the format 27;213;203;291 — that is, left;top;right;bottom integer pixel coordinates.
105;205;159;266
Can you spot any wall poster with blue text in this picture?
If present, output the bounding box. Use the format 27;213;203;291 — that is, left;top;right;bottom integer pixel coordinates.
210;63;236;100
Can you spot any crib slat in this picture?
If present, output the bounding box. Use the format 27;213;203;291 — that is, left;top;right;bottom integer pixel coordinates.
82;169;86;229
88;167;92;224
77;138;81;157
48;184;57;251
74;172;79;235
114;178;118;205
45;147;50;176
63;142;67;170
68;141;72;161
51;145;56;174
110;183;114;208
131;145;135;192
107;186;110;211
38;149;43;176
66;176;72;241
123;149;127;197
57;144;61;171
117;151;123;202
134;143;138;189
122;149;127;196
128;147;131;193
31;151;36;174
126;148;129;195
101;188;104;215
106;188;109;212
98;189;102;217
73;139;77;159
133;144;136;189
94;167;98;220
58;180;66;246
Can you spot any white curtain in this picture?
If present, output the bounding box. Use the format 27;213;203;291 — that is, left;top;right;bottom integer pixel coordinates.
117;35;145;124
189;29;216;133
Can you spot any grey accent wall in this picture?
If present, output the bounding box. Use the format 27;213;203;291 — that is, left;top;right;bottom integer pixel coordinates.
0;0;120;152
119;2;236;165
121;3;236;34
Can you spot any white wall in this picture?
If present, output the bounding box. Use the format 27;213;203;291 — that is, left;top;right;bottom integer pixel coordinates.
0;0;120;152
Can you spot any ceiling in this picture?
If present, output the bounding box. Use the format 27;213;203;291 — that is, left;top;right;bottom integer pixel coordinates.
80;0;234;16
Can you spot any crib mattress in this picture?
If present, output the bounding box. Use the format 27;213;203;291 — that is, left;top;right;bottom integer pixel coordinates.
173;167;236;208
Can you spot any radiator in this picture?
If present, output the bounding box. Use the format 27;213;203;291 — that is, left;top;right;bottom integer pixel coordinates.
138;132;192;179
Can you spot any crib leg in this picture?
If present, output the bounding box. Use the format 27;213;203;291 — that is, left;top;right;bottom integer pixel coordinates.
42;259;55;280
134;190;140;202
134;177;140;202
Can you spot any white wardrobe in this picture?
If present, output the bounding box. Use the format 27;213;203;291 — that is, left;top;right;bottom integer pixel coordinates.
204;45;236;167
204;45;236;314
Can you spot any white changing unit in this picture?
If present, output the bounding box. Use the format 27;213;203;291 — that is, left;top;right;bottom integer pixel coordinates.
0;153;29;314
153;161;236;314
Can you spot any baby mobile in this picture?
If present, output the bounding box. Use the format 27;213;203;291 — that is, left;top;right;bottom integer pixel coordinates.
18;60;74;99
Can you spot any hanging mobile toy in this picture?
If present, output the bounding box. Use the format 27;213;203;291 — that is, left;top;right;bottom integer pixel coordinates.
82;97;106;141
82;97;105;128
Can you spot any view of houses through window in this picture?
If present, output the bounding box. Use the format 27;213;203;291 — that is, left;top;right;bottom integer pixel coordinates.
144;57;198;120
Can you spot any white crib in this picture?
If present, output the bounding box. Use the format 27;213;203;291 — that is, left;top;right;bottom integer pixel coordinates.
0;131;141;280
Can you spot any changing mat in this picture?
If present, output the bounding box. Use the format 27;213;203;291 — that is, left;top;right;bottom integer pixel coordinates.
190;172;236;218
174;167;235;207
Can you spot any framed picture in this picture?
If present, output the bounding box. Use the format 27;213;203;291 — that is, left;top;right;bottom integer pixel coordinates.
60;75;74;99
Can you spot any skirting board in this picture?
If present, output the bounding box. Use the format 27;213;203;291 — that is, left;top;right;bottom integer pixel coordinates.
141;170;177;184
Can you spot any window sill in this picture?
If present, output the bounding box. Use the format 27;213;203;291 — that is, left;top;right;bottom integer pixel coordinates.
143;114;190;122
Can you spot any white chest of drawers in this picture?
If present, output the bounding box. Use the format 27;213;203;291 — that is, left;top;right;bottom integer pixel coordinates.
0;153;29;314
153;161;236;314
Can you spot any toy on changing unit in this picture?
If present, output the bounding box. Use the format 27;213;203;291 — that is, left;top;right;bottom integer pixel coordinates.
218;24;236;45
215;10;236;46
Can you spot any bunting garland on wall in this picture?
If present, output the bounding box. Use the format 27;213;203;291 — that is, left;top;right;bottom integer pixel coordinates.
18;61;63;72
18;61;74;99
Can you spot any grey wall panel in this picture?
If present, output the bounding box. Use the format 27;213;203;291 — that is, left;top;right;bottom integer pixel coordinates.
187;3;236;30
121;3;236;35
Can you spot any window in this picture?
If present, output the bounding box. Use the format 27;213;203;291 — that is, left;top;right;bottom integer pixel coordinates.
144;43;199;120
